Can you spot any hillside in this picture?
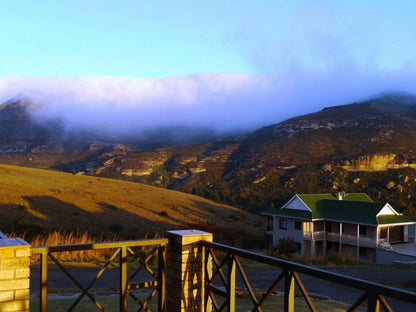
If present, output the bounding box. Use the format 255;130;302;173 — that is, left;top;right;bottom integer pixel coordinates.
0;165;265;244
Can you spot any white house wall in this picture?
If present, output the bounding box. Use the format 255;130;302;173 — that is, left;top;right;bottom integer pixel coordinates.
273;217;304;247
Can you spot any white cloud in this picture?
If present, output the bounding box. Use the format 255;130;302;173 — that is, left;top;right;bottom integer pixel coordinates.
0;70;415;139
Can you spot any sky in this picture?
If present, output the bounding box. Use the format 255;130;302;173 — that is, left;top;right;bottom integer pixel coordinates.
1;0;416;136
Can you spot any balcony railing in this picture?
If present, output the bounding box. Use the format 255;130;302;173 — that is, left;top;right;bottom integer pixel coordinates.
303;231;324;240
304;231;381;247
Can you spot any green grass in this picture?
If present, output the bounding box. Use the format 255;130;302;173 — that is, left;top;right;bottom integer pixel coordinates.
29;293;347;312
30;294;155;312
381;279;416;292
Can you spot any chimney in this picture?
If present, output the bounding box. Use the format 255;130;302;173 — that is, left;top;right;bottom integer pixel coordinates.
336;191;345;200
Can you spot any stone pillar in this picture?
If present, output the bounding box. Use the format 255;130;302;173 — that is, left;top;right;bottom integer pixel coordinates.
166;230;213;312
0;238;30;312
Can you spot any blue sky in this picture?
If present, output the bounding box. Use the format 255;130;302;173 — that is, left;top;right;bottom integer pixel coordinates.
1;1;416;134
1;1;415;77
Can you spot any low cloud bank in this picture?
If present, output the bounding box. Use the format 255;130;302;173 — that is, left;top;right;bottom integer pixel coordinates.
0;69;416;137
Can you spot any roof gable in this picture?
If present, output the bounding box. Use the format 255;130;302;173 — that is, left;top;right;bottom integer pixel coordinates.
282;195;311;212
376;204;398;216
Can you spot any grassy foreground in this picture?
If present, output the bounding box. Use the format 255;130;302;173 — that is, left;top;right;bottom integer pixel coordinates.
29;294;347;312
0;164;265;245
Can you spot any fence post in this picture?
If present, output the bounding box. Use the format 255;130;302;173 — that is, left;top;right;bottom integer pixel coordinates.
367;293;380;312
0;237;30;312
227;255;236;312
166;230;213;312
284;270;295;312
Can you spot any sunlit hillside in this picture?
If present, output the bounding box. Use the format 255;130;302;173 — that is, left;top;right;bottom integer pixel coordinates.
0;165;265;245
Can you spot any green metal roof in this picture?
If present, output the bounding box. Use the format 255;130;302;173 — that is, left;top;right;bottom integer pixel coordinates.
316;200;385;225
262;208;311;220
297;193;372;212
377;214;416;225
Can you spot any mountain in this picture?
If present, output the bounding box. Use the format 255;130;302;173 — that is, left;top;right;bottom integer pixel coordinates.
2;94;416;216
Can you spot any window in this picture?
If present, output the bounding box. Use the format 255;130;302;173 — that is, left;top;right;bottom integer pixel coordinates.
295;221;302;230
279;219;287;230
359;225;367;236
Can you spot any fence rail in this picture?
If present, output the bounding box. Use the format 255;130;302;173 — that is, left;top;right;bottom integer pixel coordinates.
31;238;168;312
202;241;416;312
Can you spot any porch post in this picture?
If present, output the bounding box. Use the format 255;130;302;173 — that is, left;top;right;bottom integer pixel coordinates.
387;227;390;243
166;230;213;312
339;223;342;254
0;237;30;312
414;224;416;242
310;222;314;255
357;225;360;259
322;221;327;256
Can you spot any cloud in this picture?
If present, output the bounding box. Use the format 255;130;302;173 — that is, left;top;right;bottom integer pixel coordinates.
1;68;416;140
0;74;273;136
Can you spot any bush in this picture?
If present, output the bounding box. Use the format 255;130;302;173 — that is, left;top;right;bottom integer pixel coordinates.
12;218;47;238
107;223;123;234
276;237;301;257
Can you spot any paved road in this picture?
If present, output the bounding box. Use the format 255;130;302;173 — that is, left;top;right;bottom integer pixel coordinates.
30;266;416;311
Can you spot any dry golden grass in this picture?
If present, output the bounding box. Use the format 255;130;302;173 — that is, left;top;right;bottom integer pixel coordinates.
0;165;265;244
8;231;162;264
7;231;119;263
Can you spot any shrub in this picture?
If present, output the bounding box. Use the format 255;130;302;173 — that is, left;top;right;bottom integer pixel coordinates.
107;223;123;234
12;218;47;238
277;237;301;257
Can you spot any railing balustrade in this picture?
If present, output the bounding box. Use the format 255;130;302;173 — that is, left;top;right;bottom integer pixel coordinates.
31;238;168;312
202;240;416;312
303;231;324;240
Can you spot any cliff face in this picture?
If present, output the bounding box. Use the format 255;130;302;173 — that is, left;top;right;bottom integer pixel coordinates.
339;154;416;171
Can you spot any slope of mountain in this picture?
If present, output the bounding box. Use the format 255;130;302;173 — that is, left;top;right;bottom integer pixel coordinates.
2;94;416;216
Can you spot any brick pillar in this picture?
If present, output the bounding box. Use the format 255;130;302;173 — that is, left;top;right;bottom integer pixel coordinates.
0;238;30;312
166;230;213;312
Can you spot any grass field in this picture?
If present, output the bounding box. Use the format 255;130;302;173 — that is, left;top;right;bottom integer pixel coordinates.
0;164;265;245
29;293;348;312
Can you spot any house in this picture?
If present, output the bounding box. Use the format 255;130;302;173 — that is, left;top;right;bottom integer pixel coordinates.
262;192;416;263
